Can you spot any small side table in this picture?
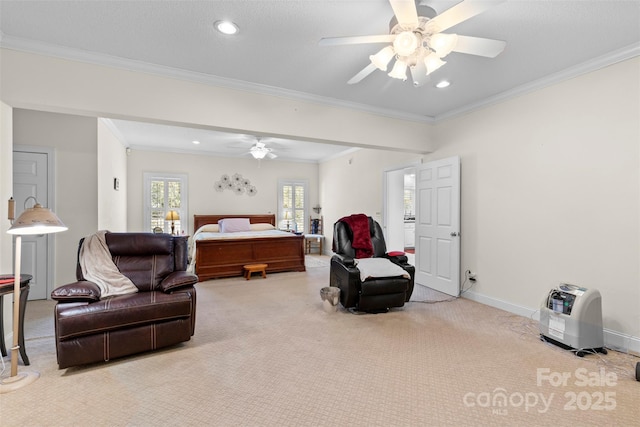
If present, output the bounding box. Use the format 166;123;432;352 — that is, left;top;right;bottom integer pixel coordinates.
0;274;33;365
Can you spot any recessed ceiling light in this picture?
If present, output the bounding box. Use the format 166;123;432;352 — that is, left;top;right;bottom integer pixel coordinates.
192;140;201;145
214;20;239;35
436;80;451;89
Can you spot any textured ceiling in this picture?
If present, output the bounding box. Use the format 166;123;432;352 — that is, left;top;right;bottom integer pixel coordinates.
1;0;639;161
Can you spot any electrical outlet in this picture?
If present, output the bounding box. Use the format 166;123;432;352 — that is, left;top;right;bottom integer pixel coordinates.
466;270;477;281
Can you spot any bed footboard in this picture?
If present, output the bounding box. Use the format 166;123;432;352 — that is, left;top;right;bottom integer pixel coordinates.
195;235;305;281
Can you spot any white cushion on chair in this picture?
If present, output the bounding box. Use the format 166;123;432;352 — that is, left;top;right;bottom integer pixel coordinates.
355;258;410;282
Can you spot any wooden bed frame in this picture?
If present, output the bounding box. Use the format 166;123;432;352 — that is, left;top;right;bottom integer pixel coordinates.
193;214;306;281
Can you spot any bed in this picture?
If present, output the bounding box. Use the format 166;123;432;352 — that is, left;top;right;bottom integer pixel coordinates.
191;214;306;281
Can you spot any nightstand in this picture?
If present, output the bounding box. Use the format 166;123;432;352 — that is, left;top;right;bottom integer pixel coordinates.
0;274;33;365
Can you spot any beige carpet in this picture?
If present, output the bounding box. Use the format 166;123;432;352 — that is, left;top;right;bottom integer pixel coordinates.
1;256;638;426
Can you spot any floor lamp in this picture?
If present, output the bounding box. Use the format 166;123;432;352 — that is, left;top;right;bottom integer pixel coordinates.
0;197;67;393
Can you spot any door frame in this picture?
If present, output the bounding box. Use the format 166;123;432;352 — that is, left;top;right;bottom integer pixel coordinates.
13;145;57;298
382;162;420;250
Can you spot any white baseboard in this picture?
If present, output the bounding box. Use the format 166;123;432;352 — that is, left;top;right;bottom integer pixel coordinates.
462;290;640;355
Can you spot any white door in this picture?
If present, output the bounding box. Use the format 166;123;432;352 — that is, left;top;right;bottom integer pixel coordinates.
415;156;460;296
13;151;50;300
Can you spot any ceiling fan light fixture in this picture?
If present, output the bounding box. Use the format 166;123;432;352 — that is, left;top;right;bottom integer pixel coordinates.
429;33;458;57
250;147;268;159
393;31;420;56
250;142;272;160
424;53;446;75
369;46;395;71
388;59;408;80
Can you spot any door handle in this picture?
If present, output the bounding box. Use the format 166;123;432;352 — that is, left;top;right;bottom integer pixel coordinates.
450;232;459;237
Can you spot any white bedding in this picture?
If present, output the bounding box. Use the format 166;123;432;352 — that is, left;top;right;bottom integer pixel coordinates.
194;229;292;241
188;227;296;273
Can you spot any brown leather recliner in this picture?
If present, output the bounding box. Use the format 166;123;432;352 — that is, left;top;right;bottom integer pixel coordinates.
51;232;197;369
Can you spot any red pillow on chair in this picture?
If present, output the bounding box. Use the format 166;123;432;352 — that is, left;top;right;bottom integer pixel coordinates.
387;251;405;257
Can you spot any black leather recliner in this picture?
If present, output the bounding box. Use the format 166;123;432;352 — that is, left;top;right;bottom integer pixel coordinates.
330;216;415;312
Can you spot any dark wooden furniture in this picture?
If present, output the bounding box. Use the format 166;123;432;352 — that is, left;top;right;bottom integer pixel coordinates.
305;216;324;254
193;214;305;281
0;274;33;365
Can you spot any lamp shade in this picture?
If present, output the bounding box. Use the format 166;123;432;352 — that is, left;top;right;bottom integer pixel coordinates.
250;148;267;159
7;203;67;235
424;53;446;75
369;46;395;71
388;59;408;80
393;31;420;57
429;33;458;58
165;210;180;221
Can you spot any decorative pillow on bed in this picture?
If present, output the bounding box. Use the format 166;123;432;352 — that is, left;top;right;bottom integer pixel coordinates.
198;224;219;233
219;217;251;233
250;223;276;231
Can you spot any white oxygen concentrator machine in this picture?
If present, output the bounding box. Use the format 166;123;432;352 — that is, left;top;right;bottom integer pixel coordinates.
539;284;606;357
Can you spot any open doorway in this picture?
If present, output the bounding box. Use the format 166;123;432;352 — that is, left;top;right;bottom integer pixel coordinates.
383;166;416;263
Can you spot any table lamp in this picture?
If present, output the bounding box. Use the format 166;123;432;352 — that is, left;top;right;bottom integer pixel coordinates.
284;211;291;231
165;210;180;235
0;197;67;393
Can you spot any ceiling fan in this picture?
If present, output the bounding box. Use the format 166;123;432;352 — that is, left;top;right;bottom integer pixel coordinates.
223;134;280;160
319;0;507;86
249;140;278;160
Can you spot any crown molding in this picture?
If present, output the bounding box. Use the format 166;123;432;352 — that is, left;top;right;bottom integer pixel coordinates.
99;118;129;147
2;36;638;125
435;42;640;122
0;35;433;124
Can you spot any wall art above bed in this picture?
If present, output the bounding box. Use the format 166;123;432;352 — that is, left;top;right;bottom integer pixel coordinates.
214;173;257;196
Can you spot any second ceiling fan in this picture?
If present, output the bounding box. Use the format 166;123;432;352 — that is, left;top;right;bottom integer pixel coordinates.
319;0;507;87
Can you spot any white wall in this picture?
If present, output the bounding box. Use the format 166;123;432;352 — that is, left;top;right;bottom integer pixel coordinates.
319;149;420;252
1;102;14;346
127;149;319;234
97;119;128;231
0;48;434;154
13;109;98;285
431;57;640;349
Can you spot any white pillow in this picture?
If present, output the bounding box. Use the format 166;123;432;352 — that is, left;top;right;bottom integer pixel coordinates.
197;224;219;233
250;223;276;231
219;218;251;233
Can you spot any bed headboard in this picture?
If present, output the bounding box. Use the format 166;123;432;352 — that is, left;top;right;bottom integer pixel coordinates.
193;214;276;231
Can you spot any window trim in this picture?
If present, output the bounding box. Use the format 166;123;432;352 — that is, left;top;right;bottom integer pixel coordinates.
143;172;189;234
277;179;308;233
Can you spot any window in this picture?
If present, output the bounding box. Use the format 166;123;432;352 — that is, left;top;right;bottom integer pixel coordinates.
278;179;307;232
144;173;188;234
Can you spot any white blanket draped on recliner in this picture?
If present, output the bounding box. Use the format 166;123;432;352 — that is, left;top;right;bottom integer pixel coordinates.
79;230;138;298
355;258;411;282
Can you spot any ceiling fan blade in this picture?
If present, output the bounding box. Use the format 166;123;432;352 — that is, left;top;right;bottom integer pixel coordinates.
427;0;505;33
389;0;419;28
453;35;506;58
319;35;395;46
347;63;377;85
267;152;278;159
